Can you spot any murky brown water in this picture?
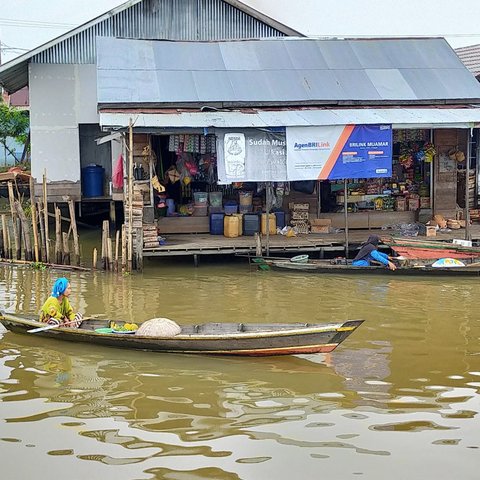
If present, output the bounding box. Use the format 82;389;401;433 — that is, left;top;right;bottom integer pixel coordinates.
1;258;479;479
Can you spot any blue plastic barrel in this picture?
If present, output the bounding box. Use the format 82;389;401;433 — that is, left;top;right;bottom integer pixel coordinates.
82;165;105;197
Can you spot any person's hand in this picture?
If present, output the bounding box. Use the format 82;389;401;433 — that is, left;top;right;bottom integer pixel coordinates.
388;261;397;271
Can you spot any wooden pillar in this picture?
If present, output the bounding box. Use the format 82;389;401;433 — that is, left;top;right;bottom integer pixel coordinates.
67;198;80;266
7;182;20;259
42;170;50;263
29;176;40;262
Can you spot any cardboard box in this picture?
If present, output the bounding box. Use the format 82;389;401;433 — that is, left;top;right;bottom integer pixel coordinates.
395;198;406;211
426;225;436;237
408;198;420;211
420;197;431;209
310;218;332;226
311;225;330;234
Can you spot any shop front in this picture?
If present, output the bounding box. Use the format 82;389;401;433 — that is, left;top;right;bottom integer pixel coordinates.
116;118;478;240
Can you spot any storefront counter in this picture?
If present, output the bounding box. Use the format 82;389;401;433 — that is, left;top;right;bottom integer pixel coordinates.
318;211;416;229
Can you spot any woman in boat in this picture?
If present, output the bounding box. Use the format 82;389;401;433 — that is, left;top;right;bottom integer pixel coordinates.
39;277;83;327
352;235;397;271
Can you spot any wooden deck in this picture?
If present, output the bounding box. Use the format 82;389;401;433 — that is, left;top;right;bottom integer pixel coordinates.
143;226;480;259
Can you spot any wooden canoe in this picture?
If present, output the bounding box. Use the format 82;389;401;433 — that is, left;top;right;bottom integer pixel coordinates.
0;312;363;357
260;258;480;276
382;237;480;260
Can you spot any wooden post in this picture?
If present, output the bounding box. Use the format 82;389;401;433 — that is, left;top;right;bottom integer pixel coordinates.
37;200;46;262
62;232;70;265
114;230;120;272
135;227;143;271
1;215;9;259
107;237;114;271
7;182;20;259
121;223;127;272
127;119;134;272
55;206;62;264
42;170;50;263
101;220;109;270
29;176;40;262
14;200;33;261
255;232;262;257
67;198;80;266
92;247;98;270
0;222;4;259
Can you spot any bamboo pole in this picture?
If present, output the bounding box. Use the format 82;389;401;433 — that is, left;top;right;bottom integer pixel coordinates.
114;230;120;272
55;206;62;264
1;215;9;259
29;176;40;262
62;232;70;265
67;198;80;265
127;118;134;272
37;200;46;262
7;182;20;259
92;247;98;270
0;258;90;272
42;170;50;263
14;200;33;261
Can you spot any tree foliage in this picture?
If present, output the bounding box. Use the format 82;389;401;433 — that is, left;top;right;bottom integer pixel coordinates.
0;101;30;163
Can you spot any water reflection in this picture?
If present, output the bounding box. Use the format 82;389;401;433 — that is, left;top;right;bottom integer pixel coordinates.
1;264;480;479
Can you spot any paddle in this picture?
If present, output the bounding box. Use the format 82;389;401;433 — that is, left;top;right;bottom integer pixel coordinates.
27;315;96;333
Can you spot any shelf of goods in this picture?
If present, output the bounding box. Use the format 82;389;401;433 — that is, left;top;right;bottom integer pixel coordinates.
336;194;390;204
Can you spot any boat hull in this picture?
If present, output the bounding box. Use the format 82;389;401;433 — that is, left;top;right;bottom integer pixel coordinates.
267;260;480;276
0;313;363;357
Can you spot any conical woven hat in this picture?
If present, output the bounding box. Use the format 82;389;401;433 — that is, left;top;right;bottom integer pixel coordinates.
136;318;181;337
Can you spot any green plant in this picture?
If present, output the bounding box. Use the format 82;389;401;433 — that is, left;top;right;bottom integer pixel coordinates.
0;101;29;164
30;262;47;271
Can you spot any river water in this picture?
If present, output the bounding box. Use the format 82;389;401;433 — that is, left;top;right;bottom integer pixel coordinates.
0;260;479;479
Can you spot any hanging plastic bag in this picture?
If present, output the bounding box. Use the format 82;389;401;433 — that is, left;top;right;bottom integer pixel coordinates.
112;154;124;189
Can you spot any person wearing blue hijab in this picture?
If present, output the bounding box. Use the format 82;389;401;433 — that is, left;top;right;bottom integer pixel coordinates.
39;277;83;327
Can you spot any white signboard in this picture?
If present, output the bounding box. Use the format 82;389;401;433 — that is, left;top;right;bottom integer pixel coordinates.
224;133;246;177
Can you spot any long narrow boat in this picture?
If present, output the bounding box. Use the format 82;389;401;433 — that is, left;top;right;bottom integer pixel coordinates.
382;237;480;260
0;312;363;357
259;258;480;276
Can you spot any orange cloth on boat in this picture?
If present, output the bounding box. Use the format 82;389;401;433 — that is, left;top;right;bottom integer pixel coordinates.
39;296;75;324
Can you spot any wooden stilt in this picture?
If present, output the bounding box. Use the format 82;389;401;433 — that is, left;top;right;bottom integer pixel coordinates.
7;182;20;259
14;200;33;261
121;224;127;272
37;200;46;262
55;207;62;264
107;237;113;271
29;176;40;262
67;198;80;266
42;170;50;263
62;232;70;265
1;215;9;259
127;119;134;272
114;230;120;272
92;247;98;270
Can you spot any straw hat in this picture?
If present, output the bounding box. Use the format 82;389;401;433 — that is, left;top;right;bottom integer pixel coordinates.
136;318;181;337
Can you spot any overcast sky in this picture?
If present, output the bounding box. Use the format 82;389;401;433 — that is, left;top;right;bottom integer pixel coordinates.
1;0;480;63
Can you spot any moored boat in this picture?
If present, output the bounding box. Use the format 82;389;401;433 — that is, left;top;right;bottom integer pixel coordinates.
0;312;364;357
256;258;480;276
382;237;480;260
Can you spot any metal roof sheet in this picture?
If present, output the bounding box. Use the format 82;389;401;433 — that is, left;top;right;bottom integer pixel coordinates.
96;37;480;107
0;0;298;93
99;106;480;129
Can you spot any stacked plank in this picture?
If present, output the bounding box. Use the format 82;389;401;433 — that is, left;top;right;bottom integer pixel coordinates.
143;225;159;249
289;202;310;234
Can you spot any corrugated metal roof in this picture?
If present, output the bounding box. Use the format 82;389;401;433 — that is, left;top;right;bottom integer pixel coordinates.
456;43;480;78
0;0;298;93
99;106;480;129
97;37;480;107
